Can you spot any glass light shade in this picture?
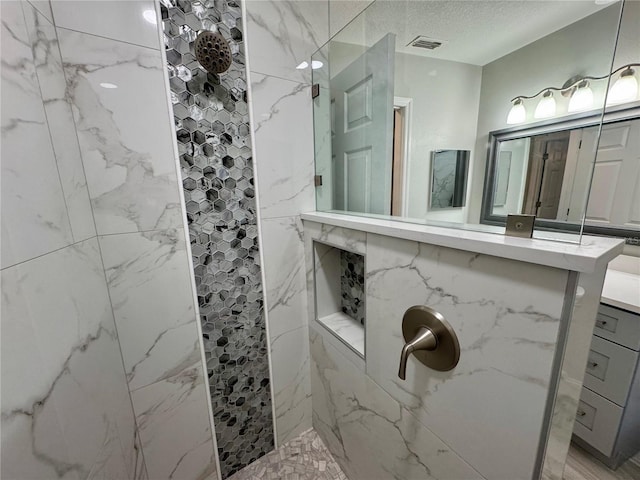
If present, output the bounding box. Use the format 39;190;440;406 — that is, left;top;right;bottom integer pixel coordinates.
568;84;594;113
507;100;526;124
534;92;556;119
607;72;638;105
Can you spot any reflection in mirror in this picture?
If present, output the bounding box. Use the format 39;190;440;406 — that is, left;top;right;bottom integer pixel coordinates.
429;150;469;210
483;110;640;241
312;0;640;243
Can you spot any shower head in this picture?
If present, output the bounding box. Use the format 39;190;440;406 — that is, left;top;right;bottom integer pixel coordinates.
194;31;232;74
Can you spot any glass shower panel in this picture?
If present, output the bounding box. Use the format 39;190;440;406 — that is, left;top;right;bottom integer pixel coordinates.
312;0;627;244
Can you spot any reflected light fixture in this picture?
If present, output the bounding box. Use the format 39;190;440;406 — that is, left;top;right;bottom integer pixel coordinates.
296;61;309;69
534;90;556;119
607;67;638;105
99;82;118;89
568;80;594;113
506;98;526;124
311;60;324;70
142;9;157;25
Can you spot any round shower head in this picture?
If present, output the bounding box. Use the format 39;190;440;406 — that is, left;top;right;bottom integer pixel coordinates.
194;31;232;74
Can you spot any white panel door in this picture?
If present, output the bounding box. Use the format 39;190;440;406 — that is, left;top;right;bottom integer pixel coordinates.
331;34;395;214
586;120;640;226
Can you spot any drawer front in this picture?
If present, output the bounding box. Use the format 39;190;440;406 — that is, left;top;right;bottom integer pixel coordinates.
595;304;640;351
573;387;624;457
583;336;638;405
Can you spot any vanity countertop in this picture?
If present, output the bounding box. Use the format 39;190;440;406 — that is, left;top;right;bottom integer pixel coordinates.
302;212;624;273
602;268;640;315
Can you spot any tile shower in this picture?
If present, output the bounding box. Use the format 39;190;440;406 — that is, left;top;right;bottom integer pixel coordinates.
161;0;274;477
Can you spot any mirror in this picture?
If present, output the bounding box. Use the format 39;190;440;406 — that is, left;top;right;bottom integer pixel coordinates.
430;150;469;210
482;107;640;242
312;0;639;242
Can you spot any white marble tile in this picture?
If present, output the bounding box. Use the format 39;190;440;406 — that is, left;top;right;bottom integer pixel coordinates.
99;228;201;392
26;0;54;24
261;216;308;338
51;0;161;49
1;238;136;479
1;0;73;268
58;28;182;235
271;325;312;445
302;212;624;273
22;2;96;242
130;365;218;480
245;0;328;84
365;232;569;480
303;220;367;255
317;311;364;358
310;326;483;480
251;73;315;219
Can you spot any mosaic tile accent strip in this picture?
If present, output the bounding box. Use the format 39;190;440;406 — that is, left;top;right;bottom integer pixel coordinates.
340;251;365;325
228;429;348;480
161;1;274;477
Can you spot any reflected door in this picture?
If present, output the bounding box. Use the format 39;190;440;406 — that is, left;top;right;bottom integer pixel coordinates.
331;34;395;214
585;121;640;227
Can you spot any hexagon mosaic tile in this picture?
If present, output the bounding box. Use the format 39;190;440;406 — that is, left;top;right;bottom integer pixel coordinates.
340;251;365;325
161;1;274;477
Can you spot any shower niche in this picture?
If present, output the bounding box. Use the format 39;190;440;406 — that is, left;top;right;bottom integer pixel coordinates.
313;241;365;358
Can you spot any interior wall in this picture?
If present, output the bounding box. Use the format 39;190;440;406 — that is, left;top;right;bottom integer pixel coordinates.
394;52;482;221
245;0;329;446
1;0;219;478
469;3;624;224
1;6;142;477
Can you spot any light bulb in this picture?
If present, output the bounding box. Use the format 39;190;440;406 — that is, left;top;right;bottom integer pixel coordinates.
534;90;556;119
607;68;638;105
507;98;526;124
568;82;593;113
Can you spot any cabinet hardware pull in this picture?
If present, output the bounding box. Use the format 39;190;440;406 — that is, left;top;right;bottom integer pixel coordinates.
588;361;598;368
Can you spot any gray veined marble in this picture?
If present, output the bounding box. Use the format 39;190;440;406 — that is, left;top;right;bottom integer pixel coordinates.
1;238;140;479
1;0;74;269
58;27;183;236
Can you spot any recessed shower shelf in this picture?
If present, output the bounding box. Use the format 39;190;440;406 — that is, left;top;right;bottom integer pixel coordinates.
313;241;366;359
318;311;364;358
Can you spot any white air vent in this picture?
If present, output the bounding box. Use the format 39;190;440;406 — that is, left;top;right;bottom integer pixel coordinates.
407;36;445;50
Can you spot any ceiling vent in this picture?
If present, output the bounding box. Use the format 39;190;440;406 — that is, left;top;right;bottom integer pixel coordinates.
407;36;445;50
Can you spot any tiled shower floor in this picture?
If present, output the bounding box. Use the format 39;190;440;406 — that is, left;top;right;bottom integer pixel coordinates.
228;429;347;480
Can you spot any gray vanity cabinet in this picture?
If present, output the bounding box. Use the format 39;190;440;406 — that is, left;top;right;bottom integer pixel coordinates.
573;303;640;469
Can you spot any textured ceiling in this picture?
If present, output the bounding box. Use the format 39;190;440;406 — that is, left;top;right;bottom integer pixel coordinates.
331;0;616;65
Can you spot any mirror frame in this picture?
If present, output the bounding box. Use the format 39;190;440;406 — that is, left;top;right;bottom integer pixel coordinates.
480;100;640;245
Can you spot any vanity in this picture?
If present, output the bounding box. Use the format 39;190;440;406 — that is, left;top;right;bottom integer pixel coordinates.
572;265;640;468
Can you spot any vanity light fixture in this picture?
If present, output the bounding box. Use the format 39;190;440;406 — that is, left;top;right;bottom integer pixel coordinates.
507;63;640;124
507;98;526;124
534;90;556;119
607;67;639;105
568;80;594;113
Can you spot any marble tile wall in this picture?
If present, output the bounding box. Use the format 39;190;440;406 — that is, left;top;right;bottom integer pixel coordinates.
304;220;579;480
160;0;274;477
1;3;142;477
244;0;329;447
2;0;218;478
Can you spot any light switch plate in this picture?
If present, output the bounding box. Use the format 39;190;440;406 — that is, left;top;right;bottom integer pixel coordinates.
506;214;535;238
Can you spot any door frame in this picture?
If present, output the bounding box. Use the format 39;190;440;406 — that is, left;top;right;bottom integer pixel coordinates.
393;96;412;217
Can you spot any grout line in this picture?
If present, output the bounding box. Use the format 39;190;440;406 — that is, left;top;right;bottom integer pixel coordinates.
54;25;161;51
